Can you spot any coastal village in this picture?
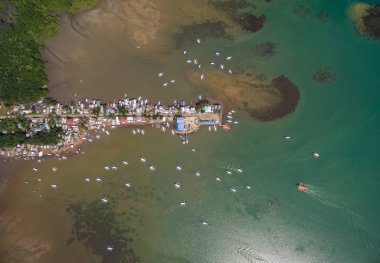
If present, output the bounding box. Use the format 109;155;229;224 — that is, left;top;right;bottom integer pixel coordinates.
0;95;225;159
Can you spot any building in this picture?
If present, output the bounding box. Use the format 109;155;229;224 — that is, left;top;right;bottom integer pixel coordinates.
175;116;185;131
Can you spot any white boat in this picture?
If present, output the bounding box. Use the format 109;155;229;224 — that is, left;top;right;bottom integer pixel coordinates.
220;64;225;70
106;245;113;252
208;126;212;131
104;166;110;170
246;185;251;190
149;165;156;171
141;129;145;135
170;79;176;83
226;169;232;175
161;126;166;132
105;130;110;135
215;176;221;182
125;182;131;188
123;160;129;165
230;187;237;193
37;178;42;182
200;73;204;80
176;165;182;171
171;129;175;135
180;201;187;206
51;184;57;189
183;50;187;55
193;59;198;65
61;156;67;160
227;115;233;119
32;168;38;172
215;52;220;56
186;59;192;64
226;119;232;123
313;152;320;158
52;167;57;172
214;125;217;131
231;110;236;113
140;157;146;162
234;121;239;124
196;38;201;44
201;220;208;225
198;64;202;69
284;135;291;140
137;128;141;134
236;168;243;173
111;166;117;170
101;197;109;203
166;122;170;127
226;56;232;61
158;72;164;78
95;135;101;139
195;171;201;177
191;148;196;152
228;69;233;74
210;62;215;65
174;182;181;189
85;178;90;182
96;177;102;182
163;82;168;87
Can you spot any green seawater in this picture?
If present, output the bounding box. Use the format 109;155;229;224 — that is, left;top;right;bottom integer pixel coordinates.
1;1;380;262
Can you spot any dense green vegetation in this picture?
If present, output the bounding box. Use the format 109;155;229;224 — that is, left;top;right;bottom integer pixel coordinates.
0;0;98;103
0;126;63;147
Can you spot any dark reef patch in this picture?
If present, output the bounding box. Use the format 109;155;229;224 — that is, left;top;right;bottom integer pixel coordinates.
362;5;380;40
235;13;266;33
317;11;329;22
248;76;300;122
254;41;278;58
67;200;140;263
312;67;336;84
293;5;311;19
174;21;232;49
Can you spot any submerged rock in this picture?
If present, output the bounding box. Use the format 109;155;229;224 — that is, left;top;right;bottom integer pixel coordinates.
254;41;278;58
312;67;336;84
348;3;380;40
293;5;311;19
235;13;266;33
174;21;232;49
186;69;300;122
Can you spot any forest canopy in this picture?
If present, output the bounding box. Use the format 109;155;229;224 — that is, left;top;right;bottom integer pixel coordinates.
0;0;98;103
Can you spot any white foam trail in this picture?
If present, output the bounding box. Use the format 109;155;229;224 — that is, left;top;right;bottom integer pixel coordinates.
303;185;380;256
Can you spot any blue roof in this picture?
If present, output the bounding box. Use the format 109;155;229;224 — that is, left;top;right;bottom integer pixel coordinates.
176;117;184;123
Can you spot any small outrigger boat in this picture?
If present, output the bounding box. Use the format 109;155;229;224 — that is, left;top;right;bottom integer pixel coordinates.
215;176;221;182
140;157;146;162
180;201;187;206
125;182;131;188
312;152;320;158
122;160;129;165
149;165;156;171
176;165;182;171
297;183;308;191
222;124;231;130
174;182;181;189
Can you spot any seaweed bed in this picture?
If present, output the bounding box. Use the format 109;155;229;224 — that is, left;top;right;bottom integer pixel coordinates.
235;13;266;33
248;75;300;121
174;21;232;49
312;67;336;84
362;5;380;40
67;200;140;263
254;41;278;58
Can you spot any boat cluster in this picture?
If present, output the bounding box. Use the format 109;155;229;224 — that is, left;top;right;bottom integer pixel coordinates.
182;38;235;82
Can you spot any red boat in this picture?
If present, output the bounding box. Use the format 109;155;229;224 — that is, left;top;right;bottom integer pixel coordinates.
297;183;308;191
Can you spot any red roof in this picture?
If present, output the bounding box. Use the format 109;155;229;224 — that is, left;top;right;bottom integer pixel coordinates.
66;119;74;125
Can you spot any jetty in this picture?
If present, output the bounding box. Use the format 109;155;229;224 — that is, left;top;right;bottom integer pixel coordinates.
0;96;223;158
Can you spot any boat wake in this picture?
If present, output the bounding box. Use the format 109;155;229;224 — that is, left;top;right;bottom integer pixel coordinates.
236;247;278;263
302;184;380;256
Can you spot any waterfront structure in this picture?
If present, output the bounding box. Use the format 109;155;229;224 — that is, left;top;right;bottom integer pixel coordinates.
0;96;222;158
